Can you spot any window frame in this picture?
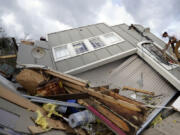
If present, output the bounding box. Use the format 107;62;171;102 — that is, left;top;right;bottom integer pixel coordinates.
52;44;72;62
88;36;106;49
100;32;124;45
72;41;89;55
52;32;125;62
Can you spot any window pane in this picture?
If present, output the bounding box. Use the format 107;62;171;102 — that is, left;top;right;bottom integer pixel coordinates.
103;33;121;43
89;37;105;49
73;42;88;54
54;46;70;59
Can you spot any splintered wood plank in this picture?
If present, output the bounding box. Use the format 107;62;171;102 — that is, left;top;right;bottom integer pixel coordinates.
45;69;87;87
28;126;47;134
63;81;142;112
122;86;155;95
0;54;17;59
85;99;130;132
102;90;144;106
0;84;45;113
78;99;126;135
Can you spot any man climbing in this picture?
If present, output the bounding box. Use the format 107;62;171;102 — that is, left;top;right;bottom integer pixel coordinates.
162;32;180;62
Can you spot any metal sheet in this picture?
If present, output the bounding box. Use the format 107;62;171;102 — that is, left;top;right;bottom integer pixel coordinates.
75;55;177;134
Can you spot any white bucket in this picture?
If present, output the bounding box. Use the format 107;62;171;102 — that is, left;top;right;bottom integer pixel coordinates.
68;110;95;128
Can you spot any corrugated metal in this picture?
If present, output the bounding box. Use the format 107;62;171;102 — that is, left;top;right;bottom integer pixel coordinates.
75;55;177;134
108;55;176;104
76;55;176;100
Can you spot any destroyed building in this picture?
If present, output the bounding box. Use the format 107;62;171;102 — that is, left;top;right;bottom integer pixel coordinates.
1;23;180;135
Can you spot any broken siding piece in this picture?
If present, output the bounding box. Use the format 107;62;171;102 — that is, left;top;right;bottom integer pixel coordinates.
172;96;180;112
0;84;66;131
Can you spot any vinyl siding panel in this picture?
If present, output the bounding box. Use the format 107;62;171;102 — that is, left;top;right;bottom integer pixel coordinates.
81;52;99;64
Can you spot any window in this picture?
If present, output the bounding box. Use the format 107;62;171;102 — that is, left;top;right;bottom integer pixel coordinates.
89;37;105;49
53;45;70;60
52;32;124;62
73;42;88;54
102;33;123;44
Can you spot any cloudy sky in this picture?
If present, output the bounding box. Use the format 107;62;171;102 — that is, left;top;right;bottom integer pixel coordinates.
0;0;179;40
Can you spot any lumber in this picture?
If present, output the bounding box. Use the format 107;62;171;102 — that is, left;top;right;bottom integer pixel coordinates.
99;98;146;126
0;54;17;59
78;99;126;135
45;70;87;87
63;81;142;112
21;40;34;45
122;86;155;96
102;90;143;106
0;84;66;130
85;99;130;132
28;126;47;134
65;85;146;126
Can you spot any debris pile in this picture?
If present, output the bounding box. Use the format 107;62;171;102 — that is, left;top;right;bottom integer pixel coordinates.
0;66;150;135
1;24;179;135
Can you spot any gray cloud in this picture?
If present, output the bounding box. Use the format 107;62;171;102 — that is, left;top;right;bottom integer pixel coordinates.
0;0;179;39
120;0;180;36
0;0;107;39
43;0;106;27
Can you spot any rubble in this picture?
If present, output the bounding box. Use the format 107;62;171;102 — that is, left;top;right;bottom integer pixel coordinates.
0;23;180;135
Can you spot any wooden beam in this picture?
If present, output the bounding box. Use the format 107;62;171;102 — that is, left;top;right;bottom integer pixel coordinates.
0;54;16;59
122;86;155;96
102;91;144;106
21;40;34;45
45;70;87;87
63;81;142;112
85;99;130;132
78;99;126;135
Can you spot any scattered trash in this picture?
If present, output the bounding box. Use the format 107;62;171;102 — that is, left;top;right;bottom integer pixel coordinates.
36;78;65;96
35;110;49;130
16;69;46;95
43;103;69;122
69;110;95;128
150;114;162;127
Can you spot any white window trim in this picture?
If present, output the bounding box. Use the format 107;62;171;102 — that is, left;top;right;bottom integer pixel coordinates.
88;36;106;49
70;40;91;55
52;44;72;62
52;32;125;62
100;32;125;46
